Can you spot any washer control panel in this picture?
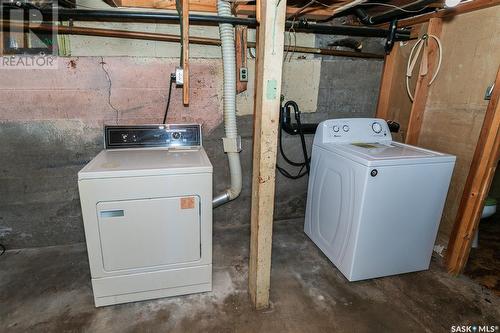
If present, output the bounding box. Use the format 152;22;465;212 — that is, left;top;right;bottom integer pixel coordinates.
105;124;202;149
316;118;392;144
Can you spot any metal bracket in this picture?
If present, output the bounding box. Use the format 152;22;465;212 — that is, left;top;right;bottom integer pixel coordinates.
223;136;242;153
485;84;495;100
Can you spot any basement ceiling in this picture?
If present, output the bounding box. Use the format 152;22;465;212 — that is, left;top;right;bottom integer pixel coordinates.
93;0;443;22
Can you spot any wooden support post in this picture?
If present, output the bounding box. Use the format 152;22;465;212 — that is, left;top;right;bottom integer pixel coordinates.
446;67;500;274
249;0;287;310
375;45;399;120
405;18;442;145
235;25;248;94
182;0;190;105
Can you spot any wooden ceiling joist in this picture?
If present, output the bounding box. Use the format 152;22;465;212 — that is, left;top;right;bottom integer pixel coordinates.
104;0;217;12
104;0;369;21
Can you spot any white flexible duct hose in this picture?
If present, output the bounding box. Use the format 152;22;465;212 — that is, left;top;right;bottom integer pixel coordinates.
213;0;242;208
406;34;443;102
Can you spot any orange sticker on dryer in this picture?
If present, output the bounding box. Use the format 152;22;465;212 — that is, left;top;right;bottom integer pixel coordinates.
180;197;195;209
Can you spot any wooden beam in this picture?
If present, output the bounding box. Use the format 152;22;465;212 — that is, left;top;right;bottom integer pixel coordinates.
446;67;500;274
375;45;399;120
398;0;500;27
249;0;287;310
237;4;337;20
236;25;248;94
104;0;216;12
405;18;442;145
182;0;189;105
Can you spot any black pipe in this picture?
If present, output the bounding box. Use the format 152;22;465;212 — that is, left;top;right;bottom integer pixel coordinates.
7;8;259;27
354;0;436;25
281;101;318;136
289;20;410;40
1;6;411;40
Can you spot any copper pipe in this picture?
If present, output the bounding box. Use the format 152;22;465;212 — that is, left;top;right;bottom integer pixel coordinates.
0;20;384;59
0;21;221;46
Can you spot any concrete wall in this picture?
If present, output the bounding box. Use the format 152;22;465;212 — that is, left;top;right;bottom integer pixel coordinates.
0;52;382;248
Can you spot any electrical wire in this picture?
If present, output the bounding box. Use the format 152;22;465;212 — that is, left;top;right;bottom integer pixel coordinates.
356;2;429;13
312;0;429;13
277;163;308;179
163;74;176;124
406;33;442;102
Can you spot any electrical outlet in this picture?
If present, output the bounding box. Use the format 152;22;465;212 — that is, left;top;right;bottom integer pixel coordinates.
239;68;248;82
175;67;184;86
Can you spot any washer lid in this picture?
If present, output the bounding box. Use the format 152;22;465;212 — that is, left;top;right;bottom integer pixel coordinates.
316;141;455;166
78;147;212;180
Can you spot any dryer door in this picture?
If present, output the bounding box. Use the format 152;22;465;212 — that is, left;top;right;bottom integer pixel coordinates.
96;196;201;272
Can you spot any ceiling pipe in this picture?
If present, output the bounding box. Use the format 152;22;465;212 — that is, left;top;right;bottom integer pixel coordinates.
1;6;410;41
0;20;386;59
289;20;410;40
354;0;437;25
18;7;259;27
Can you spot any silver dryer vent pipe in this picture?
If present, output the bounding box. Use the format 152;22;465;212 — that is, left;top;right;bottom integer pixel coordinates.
213;0;242;208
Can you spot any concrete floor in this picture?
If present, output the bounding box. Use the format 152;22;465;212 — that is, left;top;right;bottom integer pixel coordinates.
1;219;499;332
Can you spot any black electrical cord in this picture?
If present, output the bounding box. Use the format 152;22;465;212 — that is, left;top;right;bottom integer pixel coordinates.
0;243;5;256
276;100;311;179
162;74;176;124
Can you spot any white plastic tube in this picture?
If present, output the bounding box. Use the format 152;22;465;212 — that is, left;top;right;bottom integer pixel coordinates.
213;0;242;208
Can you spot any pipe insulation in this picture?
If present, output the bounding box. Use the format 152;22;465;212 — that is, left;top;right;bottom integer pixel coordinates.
213;0;242;208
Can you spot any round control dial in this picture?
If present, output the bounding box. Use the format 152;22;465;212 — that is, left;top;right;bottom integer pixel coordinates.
333;125;340;132
372;122;383;134
342;125;350;132
171;132;181;140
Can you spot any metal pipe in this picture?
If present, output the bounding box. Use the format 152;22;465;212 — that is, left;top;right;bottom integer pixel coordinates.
4;7;259;27
0;20;386;59
289;20;410;40
1;6;411;40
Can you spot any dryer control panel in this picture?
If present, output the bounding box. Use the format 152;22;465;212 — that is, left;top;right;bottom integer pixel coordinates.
105;124;202;149
316;118;392;144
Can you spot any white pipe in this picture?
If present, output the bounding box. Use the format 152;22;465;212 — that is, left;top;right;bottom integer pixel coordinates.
213;0;242;208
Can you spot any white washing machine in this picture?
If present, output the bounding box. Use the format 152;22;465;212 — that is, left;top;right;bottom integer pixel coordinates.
78;124;212;307
304;118;455;281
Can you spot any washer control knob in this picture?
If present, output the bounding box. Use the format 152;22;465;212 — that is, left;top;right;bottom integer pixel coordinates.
372;122;383;133
333;125;340;132
342;125;350;132
172;132;181;140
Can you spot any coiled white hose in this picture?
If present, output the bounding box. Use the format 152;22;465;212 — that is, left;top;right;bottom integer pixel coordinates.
406;34;443;102
213;0;242;207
